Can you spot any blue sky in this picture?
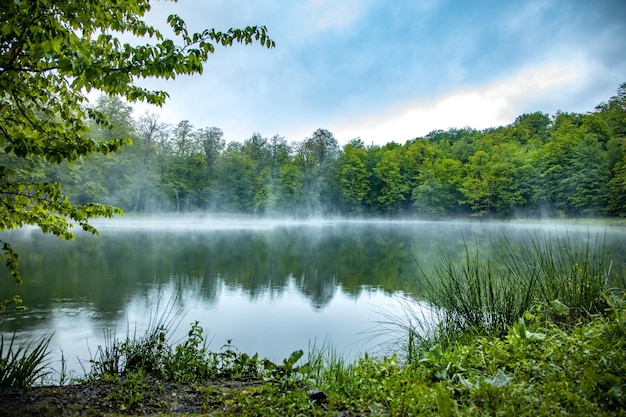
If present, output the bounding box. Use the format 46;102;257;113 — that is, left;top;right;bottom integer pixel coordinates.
135;0;626;146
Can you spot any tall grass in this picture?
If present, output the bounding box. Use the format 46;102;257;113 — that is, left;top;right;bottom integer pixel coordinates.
527;232;611;314
88;300;182;378
304;340;353;388
416;231;614;339
370;297;444;363
0;332;52;388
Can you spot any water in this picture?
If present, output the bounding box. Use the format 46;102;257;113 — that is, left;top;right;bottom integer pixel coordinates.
1;216;624;378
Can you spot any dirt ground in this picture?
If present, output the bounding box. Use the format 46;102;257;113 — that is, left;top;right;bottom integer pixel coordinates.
0;377;259;416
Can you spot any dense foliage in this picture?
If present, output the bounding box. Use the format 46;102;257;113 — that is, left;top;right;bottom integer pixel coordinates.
0;0;273;309
27;83;626;218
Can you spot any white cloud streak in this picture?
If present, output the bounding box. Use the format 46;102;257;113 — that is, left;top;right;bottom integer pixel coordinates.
332;62;584;145
305;0;366;32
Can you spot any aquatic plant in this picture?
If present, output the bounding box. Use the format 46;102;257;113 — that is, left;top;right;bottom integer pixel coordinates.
417;237;537;339
0;332;51;388
416;231;615;339
527;232;611;315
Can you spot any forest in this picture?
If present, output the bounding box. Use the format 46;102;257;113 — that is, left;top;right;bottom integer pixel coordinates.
4;83;626;219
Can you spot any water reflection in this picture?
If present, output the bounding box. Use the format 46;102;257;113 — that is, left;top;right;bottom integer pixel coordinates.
6;279;419;376
1;218;625;376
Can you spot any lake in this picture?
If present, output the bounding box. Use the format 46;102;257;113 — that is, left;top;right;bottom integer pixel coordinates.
1;217;625;378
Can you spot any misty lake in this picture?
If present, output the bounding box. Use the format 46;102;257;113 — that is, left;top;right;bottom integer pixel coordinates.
1;217;625;376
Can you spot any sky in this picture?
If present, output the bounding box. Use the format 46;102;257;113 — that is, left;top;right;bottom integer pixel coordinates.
131;0;626;146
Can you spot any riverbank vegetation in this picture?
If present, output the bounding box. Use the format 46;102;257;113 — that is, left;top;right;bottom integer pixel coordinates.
1;234;624;416
417;232;616;339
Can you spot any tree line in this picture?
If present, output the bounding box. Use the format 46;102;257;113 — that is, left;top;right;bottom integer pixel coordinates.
6;83;626;218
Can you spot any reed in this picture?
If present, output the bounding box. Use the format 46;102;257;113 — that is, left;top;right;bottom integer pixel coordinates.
527;232;611;315
88;299;182;378
417;231;614;339
304;340;353;387
0;332;52;388
420;241;539;338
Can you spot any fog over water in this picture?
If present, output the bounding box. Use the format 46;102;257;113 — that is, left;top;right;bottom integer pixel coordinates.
1;216;624;377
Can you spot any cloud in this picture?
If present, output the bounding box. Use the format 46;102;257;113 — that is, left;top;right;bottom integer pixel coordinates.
331;62;584;145
503;0;553;35
92;0;624;147
305;0;367;32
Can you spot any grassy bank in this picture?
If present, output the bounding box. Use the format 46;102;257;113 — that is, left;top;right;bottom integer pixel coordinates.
1;233;625;416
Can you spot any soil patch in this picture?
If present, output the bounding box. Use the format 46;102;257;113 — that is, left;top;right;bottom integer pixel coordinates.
0;377;262;416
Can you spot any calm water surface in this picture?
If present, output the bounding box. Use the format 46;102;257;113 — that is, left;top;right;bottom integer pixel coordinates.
1;217;624;377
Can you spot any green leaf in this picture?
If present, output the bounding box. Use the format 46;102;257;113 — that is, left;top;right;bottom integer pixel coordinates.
488;369;512;388
550;299;571;316
284;349;304;368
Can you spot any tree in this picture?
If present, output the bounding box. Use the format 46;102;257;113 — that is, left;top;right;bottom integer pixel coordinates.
84;96;140;210
241;133;273;213
513;112;552;143
538;116;610;216
459;150;494;215
337;139;370;213
0;0;274;309
161;121;208;211
294;129;340;213
268;134;290;178
277;162;304;213
373;147;409;214
459;129;538;217
595;82;626;139
214;142;256;212
131;112;169;211
194;126;225;206
196;127;225;175
412;157;465;215
305;129;339;165
608;138;626;216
